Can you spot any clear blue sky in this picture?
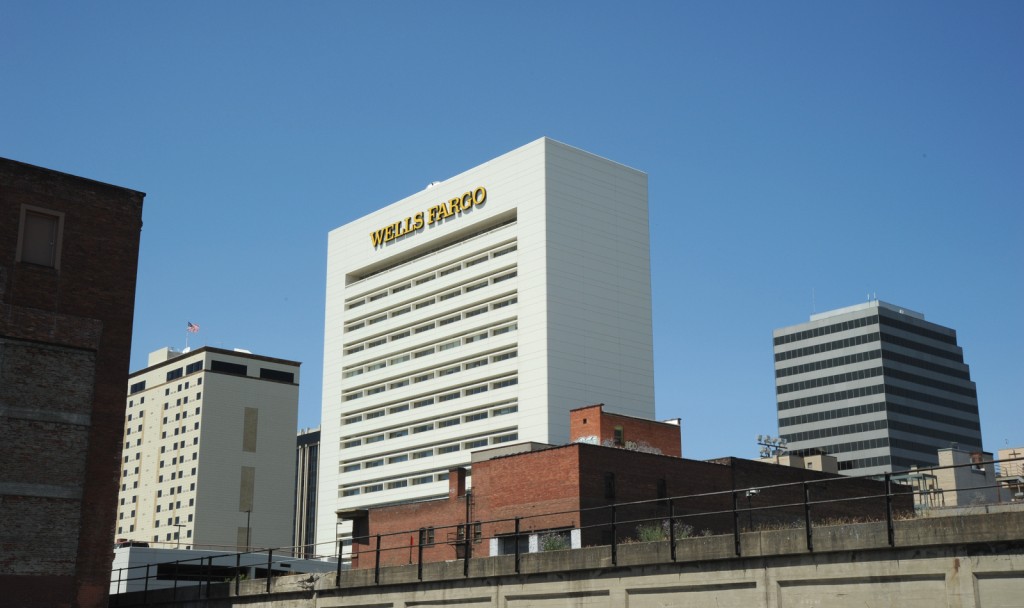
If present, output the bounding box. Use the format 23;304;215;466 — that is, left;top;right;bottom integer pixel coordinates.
3;2;1021;460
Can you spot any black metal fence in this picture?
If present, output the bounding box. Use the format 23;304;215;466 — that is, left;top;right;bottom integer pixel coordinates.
110;455;1023;604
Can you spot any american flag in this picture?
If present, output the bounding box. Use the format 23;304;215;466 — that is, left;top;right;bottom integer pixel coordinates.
186;321;200;333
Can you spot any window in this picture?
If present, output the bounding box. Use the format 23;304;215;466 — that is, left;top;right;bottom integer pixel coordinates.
210;360;247;376
414;347;435;358
130;381;146;394
388;429;408;439
413;423;433;433
439;316;460;326
464;439;487;449
604;473;616;500
367;386;385;395
465;411;488;422
388;480;408;489
439;366;460;377
366;410;384;419
343;439;361;448
391;330;410;340
414;323;435;334
412;475;433;485
493;350;517;362
17;206;63;268
412;449;432;459
166;368;183;382
493;404;518;416
260;368;295;383
389;355;410;365
465;359;488;369
438;391;460;402
439;340;459;352
440;291;460;301
464;331;488;343
439;418;460;428
365;459;383;468
413;398;434;408
439;444;459;454
493;433;518;444
185;361;203;375
388;455;408;464
493;378;518;389
342;488;360;497
390;380;409;389
413;373;434;383
389;404;409;414
365;434;384;443
465;281;487;292
419;527;435;545
613;426;624;447
364;484;383;493
344;415;362;425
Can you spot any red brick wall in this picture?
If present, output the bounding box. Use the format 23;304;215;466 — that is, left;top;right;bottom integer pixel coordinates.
570;404;681;457
0;159;143;608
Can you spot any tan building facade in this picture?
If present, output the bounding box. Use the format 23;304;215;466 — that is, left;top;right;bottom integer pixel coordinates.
116;346;300;552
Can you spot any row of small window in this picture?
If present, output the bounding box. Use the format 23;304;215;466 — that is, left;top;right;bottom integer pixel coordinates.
878;314;958;347
883;366;977;398
339;433;520;496
781;419;888;443
346;266;518;333
780;399;980;432
343;322;517;380
346;242;517;311
776;349;882;379
888;420;981;446
344;295;518;357
341;402;518;452
776;366;883;395
155;496;195;511
836;455;891;471
342;431;519;474
343;390;517;426
129;378;202;406
775;332;880;363
774;315;879;346
343;349;518;403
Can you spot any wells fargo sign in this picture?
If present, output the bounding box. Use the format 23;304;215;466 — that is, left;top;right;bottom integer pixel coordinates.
370;186;487;247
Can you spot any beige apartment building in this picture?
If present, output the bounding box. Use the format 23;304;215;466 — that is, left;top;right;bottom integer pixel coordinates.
115;346;299;552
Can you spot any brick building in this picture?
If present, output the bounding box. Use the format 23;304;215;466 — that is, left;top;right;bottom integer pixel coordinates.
0;158;144;607
344;405;906;568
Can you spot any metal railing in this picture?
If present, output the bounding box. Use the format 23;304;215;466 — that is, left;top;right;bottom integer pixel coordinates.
110;455;1024;604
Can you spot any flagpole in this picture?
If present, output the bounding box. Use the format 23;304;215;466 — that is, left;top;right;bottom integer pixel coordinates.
185;321;190;350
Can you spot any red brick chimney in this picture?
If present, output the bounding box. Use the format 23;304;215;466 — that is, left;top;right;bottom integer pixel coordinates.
449;467;467;499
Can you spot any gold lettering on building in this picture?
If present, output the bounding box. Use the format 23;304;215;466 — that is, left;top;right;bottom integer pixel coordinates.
370;187;487;247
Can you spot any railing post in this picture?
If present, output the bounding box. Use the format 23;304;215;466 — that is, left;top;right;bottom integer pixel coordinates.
732;491;741;557
235;551;241;595
266;548;273;593
610;504;617;566
417;530;425;581
172;560;178;600
205;555;212;597
374;534;381;584
115;567;122;602
463;527;472;578
513;517;521;574
803;482;814;552
142;563;149;605
668;499;677;561
885;472;895;547
335;538;342;587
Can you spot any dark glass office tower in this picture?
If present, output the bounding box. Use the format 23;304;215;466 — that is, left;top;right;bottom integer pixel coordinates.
773;301;982;476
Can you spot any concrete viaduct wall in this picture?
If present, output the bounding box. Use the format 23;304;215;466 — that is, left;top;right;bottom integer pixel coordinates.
113;510;1024;607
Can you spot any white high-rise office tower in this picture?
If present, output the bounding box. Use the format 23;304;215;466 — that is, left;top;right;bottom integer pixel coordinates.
317;138;655;552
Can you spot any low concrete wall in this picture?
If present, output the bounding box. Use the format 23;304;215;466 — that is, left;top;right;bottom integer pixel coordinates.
113;509;1024;607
